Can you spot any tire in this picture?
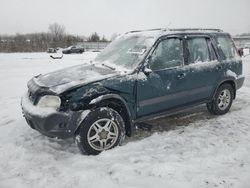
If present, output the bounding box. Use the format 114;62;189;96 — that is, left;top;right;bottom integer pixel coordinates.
75;107;125;155
206;83;234;115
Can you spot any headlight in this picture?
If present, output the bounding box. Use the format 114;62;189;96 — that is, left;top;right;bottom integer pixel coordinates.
37;95;61;109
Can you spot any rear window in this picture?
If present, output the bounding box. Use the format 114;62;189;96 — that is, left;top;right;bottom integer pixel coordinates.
217;35;238;60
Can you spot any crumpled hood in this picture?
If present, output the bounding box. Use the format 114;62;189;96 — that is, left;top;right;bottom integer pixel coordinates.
34;64;119;94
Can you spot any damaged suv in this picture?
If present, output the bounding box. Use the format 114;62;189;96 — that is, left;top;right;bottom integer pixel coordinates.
21;28;245;155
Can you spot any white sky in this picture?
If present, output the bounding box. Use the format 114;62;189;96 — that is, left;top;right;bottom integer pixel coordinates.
0;0;249;38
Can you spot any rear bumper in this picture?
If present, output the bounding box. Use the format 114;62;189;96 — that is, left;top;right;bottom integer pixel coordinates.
21;93;87;139
236;75;245;90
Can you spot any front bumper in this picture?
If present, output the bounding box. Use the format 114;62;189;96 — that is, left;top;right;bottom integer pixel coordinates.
21;93;87;139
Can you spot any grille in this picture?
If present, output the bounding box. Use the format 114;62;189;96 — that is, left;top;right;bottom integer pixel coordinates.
27;78;54;105
28;79;40;94
27;79;40;104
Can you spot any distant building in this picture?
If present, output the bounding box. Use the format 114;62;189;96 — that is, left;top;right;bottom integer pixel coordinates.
233;36;250;48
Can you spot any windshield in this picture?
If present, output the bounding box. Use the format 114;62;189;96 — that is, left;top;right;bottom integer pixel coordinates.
94;34;156;70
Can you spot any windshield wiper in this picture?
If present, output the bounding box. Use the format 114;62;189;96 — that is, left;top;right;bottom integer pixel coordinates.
102;63;116;70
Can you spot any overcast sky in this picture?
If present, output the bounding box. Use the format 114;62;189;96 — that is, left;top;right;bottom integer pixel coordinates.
0;0;249;38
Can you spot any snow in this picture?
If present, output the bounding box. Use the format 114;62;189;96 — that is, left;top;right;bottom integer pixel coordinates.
0;52;250;188
94;31;158;71
45;67;117;94
137;72;147;81
94;60;132;74
89;95;105;104
243;48;250;56
184;60;219;71
226;70;237;78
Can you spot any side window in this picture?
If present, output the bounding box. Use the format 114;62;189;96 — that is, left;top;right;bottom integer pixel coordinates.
149;38;183;70
187;38;210;64
217;36;238;60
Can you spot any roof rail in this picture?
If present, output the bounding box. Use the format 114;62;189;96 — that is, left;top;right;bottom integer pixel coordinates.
126;28;166;34
126;28;223;34
168;28;223;32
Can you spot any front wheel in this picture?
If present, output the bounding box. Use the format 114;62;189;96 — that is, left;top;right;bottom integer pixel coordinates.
207;83;234;115
75;107;125;155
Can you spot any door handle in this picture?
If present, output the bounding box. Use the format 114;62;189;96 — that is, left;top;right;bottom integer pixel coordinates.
177;73;186;79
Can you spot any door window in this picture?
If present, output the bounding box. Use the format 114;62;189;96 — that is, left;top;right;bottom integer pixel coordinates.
217;36;238;60
149;38;183;70
187;38;210;64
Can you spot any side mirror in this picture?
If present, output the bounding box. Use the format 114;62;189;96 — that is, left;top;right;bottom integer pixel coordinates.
237;48;244;57
143;56;153;75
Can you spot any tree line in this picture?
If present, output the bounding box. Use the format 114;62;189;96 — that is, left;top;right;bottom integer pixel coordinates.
0;23;109;53
236;32;250;37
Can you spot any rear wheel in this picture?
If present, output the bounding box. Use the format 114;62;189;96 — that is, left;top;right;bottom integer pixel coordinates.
206;83;234;115
75;107;125;155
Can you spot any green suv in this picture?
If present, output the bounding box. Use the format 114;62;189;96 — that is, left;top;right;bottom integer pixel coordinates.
21;28;245;155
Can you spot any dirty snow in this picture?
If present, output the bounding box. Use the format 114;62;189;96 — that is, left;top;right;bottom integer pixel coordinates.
0;52;250;188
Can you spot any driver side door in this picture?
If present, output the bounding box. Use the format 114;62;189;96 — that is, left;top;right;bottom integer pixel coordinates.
137;36;190;117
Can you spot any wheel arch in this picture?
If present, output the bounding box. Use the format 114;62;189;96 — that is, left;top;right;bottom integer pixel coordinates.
212;79;236;100
88;94;133;136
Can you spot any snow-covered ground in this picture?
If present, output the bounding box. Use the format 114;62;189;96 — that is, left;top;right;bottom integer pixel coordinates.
0;52;250;188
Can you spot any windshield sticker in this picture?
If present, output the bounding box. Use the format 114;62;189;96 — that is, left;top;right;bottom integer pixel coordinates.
127;45;147;55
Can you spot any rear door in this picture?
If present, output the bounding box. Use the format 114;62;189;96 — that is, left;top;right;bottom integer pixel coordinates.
181;35;223;102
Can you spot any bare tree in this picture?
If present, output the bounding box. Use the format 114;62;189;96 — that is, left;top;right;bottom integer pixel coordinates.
87;32;100;42
48;23;65;39
0;24;109;52
48;23;66;47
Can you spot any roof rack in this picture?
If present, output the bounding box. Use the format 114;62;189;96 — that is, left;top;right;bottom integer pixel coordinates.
126;28;164;34
168;28;223;32
126;28;223;34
